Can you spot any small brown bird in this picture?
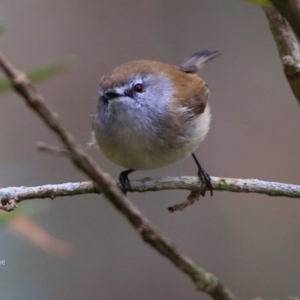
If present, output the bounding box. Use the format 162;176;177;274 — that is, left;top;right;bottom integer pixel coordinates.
92;51;220;194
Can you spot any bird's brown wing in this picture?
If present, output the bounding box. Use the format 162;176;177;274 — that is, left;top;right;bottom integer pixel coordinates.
185;78;209;115
167;69;210;116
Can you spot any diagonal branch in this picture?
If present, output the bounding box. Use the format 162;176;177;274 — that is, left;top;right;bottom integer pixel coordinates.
263;6;300;105
0;51;238;300
0;176;299;207
270;0;300;41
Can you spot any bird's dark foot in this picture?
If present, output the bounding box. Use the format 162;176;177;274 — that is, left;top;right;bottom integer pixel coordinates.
197;167;213;196
192;153;213;196
118;169;135;195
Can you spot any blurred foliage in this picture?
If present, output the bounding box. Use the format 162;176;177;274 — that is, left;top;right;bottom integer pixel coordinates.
0;209;73;257
0;210;20;225
0;58;73;94
0;197;72;256
0;203;46;226
0;24;73;256
246;0;272;6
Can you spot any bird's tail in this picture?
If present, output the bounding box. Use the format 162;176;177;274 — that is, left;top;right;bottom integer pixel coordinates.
179;50;221;73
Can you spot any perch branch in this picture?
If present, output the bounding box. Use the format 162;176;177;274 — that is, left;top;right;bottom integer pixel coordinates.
0;51;238;300
263;6;300;105
0;176;299;206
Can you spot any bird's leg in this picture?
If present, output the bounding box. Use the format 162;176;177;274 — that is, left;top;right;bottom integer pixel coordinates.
192;153;213;196
118;169;135;195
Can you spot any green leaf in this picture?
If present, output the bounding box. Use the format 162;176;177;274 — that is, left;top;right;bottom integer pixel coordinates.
27;58;73;83
0;58;74;94
246;0;273;6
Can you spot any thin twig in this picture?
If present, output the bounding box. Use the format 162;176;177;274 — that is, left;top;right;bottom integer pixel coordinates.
0;50;238;300
36;141;70;156
1;176;299;208
168;190;201;212
263;6;300;105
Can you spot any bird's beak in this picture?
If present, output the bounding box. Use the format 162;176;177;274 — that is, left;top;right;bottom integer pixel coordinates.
102;89;123;102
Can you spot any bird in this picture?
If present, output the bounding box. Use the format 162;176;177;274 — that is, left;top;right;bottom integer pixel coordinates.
92;50;220;195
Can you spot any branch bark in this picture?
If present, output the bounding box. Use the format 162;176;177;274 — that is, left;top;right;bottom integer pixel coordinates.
270;0;300;41
263;6;300;105
0;51;238;300
0;176;299;207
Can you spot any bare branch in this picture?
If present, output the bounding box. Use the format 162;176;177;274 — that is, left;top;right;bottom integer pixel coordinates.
1;176;299;206
263;6;300;105
270;0;300;41
0;51;238;300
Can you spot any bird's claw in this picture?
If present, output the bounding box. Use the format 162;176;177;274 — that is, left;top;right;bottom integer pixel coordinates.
197;168;213;196
118;169;134;195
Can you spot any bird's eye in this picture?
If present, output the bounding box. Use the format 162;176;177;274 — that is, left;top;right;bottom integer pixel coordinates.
133;83;144;93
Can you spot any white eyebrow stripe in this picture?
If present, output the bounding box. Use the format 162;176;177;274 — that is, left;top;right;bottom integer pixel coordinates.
114;86;126;94
132;79;143;85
